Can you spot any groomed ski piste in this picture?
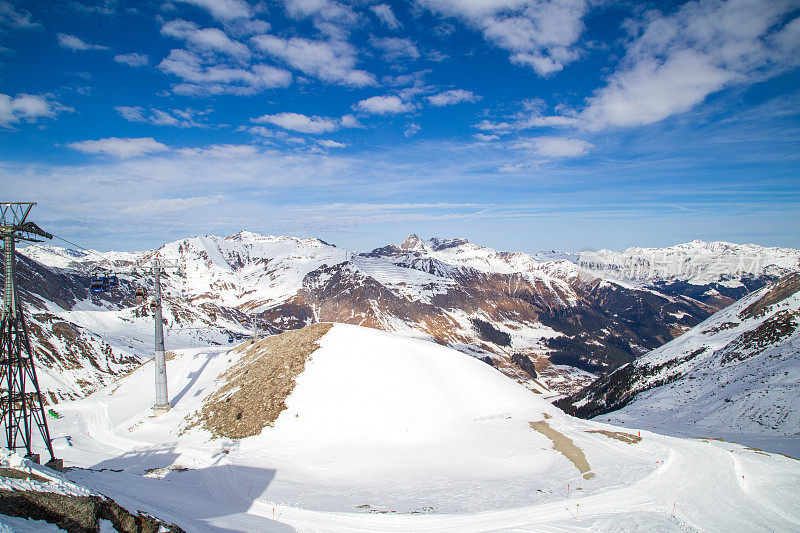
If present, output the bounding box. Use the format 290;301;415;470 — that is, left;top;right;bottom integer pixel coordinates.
34;324;800;532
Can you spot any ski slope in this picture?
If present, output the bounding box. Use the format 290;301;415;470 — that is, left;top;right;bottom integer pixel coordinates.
35;325;800;531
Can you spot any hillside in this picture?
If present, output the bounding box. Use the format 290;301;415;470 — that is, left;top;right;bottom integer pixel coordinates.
13;233;799;398
556;273;800;437
38;324;800;531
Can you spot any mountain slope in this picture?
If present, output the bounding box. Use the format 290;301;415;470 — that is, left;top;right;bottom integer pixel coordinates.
556;273;800;435
42;324;800;531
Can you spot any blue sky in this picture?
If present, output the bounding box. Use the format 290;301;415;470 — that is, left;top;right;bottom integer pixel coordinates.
1;0;799;253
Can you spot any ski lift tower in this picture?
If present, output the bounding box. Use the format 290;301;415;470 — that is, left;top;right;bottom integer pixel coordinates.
135;256;180;415
0;203;61;470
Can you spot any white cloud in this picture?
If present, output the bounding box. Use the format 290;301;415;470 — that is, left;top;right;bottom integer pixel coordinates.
514;136;593;158
474;119;512;134
224;18;271;38
475;107;578;134
498;162;538;173
355;95;414;115
319;139;346;148
370;37;419;62
114;53;149;67
517;112;578;129
252;112;338;134
70;0;117;16
174;0;251;21
282;0;358;38
404;122;421;137
577;0;800;131
426;89;480;106
176;143;260;158
418;0;589;76
115;106;208;128
370;4;401;29
162;19;251;60
473;97;579;134
115;106;145;122
57;33;110;51
159;49;291;95
0;93;70;127
426;50;448;62
283;0;356;22
582;52;733;130
252;35;375;87
473;133;499;141
0;1;41;29
339;114;363;128
68;137;170;158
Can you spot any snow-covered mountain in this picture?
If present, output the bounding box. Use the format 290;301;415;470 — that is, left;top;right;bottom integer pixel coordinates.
4;252;250;403
556;273;800;436
574;240;800;309
42;324;800;531
12;232;800;400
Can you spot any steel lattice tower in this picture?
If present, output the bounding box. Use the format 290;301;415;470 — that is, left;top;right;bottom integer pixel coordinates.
0;202;61;470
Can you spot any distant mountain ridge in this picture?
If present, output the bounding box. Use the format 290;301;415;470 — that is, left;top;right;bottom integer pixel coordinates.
12;233;800;401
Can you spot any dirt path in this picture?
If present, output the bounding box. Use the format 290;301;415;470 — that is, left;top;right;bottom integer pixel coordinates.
586;430;642;444
529;420;595;480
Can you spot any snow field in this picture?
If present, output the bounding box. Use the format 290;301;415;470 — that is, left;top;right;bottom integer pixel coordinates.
33;324;800;531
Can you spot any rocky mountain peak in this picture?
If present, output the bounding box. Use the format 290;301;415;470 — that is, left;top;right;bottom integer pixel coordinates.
400;234;427;251
428;237;470;251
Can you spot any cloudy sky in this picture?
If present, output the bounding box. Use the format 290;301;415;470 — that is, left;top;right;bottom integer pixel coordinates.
1;0;799;253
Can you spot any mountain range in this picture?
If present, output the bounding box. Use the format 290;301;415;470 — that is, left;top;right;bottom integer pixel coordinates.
10;232;800;402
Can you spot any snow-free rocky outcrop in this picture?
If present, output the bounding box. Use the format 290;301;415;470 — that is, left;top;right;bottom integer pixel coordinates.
557;273;800;435
15;233;800;397
43;324;800;531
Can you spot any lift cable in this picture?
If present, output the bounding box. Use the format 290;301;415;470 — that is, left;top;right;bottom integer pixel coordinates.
49;233;108;262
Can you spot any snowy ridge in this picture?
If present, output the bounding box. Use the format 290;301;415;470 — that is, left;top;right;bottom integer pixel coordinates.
157;233;347;310
558;273;800;436
576;239;800;286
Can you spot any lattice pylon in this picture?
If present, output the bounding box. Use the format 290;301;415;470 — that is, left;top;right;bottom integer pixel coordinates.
1;202;60;469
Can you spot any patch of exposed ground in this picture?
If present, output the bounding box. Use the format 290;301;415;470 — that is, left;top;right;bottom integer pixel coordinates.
721;310;798;364
0;489;184;533
529;420;595;479
193;322;333;439
702;321;739;335
740;273;800;320
586;430;642;444
0;467;49;482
